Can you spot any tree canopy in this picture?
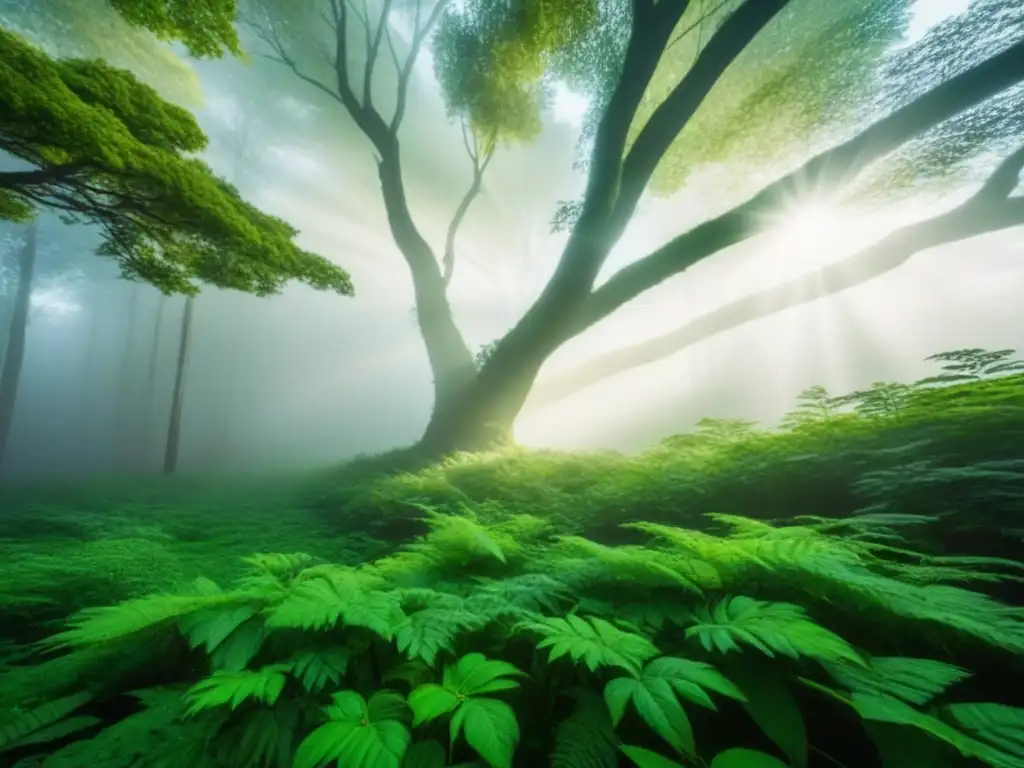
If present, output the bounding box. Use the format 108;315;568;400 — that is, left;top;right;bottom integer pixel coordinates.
0;21;352;297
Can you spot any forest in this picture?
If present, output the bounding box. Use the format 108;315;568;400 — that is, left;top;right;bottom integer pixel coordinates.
2;0;1024;766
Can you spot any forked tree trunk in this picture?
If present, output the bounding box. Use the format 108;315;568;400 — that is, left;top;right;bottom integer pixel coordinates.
163;294;195;474
0;222;37;466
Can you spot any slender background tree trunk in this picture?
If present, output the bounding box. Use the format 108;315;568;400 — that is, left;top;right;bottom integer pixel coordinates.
0;222;37;467
163;294;194;474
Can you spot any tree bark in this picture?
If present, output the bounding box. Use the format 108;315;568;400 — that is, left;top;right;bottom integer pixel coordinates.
0;222;37;467
414;38;1024;458
163;294;194;474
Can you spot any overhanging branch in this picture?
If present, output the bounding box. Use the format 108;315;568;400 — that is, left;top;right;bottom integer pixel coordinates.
582;37;1024;329
530;144;1024;409
442;123;496;287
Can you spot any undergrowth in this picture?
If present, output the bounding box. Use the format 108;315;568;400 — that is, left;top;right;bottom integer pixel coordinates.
2;507;1024;767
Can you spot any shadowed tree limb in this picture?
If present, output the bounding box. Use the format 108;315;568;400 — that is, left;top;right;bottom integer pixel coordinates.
528;142;1024;409
442;121;496;287
580;37;1024;331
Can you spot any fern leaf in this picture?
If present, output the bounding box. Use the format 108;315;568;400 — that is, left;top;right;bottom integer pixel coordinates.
0;692;93;753
288;647;351;693
209;616;266;671
518;615;659;675
825;657;970;705
179;605;258;653
267;570;403;639
184;666;289;715
851;694;1024;767
395;608;487;666
43;593;243;648
556;537;709;594
605;672;695;755
685;596;862;665
442;652;526;696
552;691;619;768
942;702;1024;761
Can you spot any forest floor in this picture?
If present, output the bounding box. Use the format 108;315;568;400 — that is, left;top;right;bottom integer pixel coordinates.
1;371;1023;767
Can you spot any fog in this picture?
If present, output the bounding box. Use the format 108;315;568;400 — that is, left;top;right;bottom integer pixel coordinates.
1;0;1021;479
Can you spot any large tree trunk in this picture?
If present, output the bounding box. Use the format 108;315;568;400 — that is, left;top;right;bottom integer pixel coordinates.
0;222;37;466
163;294;195;474
376;144;479;431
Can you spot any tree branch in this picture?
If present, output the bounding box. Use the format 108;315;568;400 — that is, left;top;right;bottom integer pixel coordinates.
0;164;87;189
530;144;1024;409
581;37;1024;330
611;0;791;231
442;124;495;287
391;0;449;133
363;0;394;108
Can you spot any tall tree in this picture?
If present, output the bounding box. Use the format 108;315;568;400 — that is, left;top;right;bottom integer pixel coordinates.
236;0;1024;454
0;221;36;466
0;20;352;299
163;293;194;474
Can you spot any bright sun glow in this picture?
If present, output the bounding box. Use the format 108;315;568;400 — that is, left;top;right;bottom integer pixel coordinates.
771;202;845;253
906;0;970;44
551;82;590;126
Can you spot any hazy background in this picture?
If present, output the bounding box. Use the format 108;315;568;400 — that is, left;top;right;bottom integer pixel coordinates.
1;0;1021;479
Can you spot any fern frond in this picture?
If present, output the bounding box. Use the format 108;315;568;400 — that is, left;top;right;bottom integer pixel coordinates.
518;615;659;675
266;568;404;639
824;657;970;705
288;647;351;694
685;596;862;665
551;690;619;768
184;666;290;715
942;702;1024;762
554;537;711;594
0;692;93;753
43;592;248;649
395;608;488;666
466;573;574;618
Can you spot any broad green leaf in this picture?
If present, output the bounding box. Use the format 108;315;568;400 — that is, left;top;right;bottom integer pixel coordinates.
710;748;790;768
408;684;460;726
604;676;695;755
726;659;807;768
620;745;687;768
444;653;525;696
295;690;411;768
451;698;520;768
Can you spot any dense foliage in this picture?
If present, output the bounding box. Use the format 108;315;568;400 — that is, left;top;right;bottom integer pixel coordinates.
1;348;1023;767
0;12;352;297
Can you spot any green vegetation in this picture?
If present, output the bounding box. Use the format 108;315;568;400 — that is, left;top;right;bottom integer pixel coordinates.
1;348;1023;767
0;7;351;298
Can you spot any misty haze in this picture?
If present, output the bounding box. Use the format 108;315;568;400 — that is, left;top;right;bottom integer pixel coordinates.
2;0;1024;766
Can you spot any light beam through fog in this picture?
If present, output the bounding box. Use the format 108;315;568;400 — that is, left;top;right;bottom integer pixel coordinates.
0;0;1020;476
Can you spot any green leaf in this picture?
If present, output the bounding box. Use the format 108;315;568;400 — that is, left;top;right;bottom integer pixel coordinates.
518;614;659;674
620;744;687;768
294;690;411;768
824;657;969;705
451;698;520;768
443;653;526;697
396;608;486;666
288;647;351;694
686;596;861;666
726;658;807;768
644;657;745;711
183;666;289;715
604;675;694;755
402;739;447;768
942;702;1024;760
552;692;619;768
851;694;1024;767
710;748;790;768
408;684;460;726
